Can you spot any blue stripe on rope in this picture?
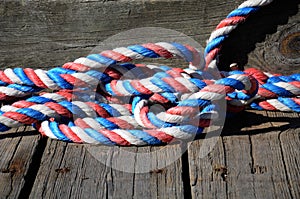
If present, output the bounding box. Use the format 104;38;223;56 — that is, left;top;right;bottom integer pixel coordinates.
227;7;260;18
127;130;162;145
0;80;6;86
59;101;87;118
14;68;34;86
48;67;75;74
0;123;10;131
105;84;115;96
227;91;255;100
7;84;41;93
87;54;116;66
68;121;76;127
201;104;216;113
159;65;172;71
161;92;178;103
86;70;112;83
123;80;141;95
119;63;136;70
290;74;300;81
132;96;143;113
49;121;72;142
150;77;176;93
128;45;159;58
178;99;211;107
278;76;295;83
267;76;293;83
189;78;207;89
178;125;204;135
215;78;245;90
99;103;121;117
83;128;116;145
47;71;73;89
95;117;119;130
153;72;171;79
278;97;300;112
27;96;56;104
250;102;263;110
262;83;293;97
171;42;193;62
16;108;48;121
204;35;227;55
199;104;217;119
147;112;176;128
229;71;245;75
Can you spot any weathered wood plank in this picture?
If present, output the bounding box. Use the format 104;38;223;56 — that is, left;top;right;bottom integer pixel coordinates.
223;134;254;198
248;111;293;198
29;140;185;198
188;136;227;199
222;110;296;199
0;0;298;73
0;126;42;199
188;110;300;199
271;112;300;199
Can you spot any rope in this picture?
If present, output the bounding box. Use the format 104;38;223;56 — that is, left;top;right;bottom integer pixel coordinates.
0;0;299;145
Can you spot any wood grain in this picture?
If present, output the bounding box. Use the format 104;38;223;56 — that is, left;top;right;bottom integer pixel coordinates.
0;0;298;73
29;140;185;198
0;126;42;199
188;137;227;199
188;110;300;199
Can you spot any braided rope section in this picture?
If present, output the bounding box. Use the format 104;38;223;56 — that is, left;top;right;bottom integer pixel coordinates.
0;0;299;146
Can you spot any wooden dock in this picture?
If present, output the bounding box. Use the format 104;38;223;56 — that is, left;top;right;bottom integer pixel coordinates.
0;110;299;198
0;0;299;198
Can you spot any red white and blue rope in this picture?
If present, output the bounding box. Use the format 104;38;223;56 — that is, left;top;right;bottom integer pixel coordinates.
0;0;299;145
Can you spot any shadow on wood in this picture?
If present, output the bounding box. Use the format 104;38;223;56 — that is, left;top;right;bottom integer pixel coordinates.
218;0;299;74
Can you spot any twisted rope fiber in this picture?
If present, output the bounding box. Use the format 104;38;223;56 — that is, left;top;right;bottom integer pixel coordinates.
0;0;299;145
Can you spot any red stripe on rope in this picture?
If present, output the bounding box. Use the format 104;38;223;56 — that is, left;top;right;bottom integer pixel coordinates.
23;68;48;88
4;112;38;124
12;101;35;108
144;129;174;143
258;87;277;98
131;80;153;95
59;124;83;143
139;106;157;129
107;117;134;129
142;43;173;58
0;71;14;84
45;102;73;118
258;101;277;111
85;102;111;118
101;50;132;62
162;77;190;93
100;129;131;146
216;16;247;29
62;62;90;72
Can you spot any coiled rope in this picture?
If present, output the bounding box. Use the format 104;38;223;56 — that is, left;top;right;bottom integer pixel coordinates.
0;0;299;145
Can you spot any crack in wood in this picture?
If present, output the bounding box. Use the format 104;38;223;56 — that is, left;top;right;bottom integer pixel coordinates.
181;143;192;199
17;136;47;199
